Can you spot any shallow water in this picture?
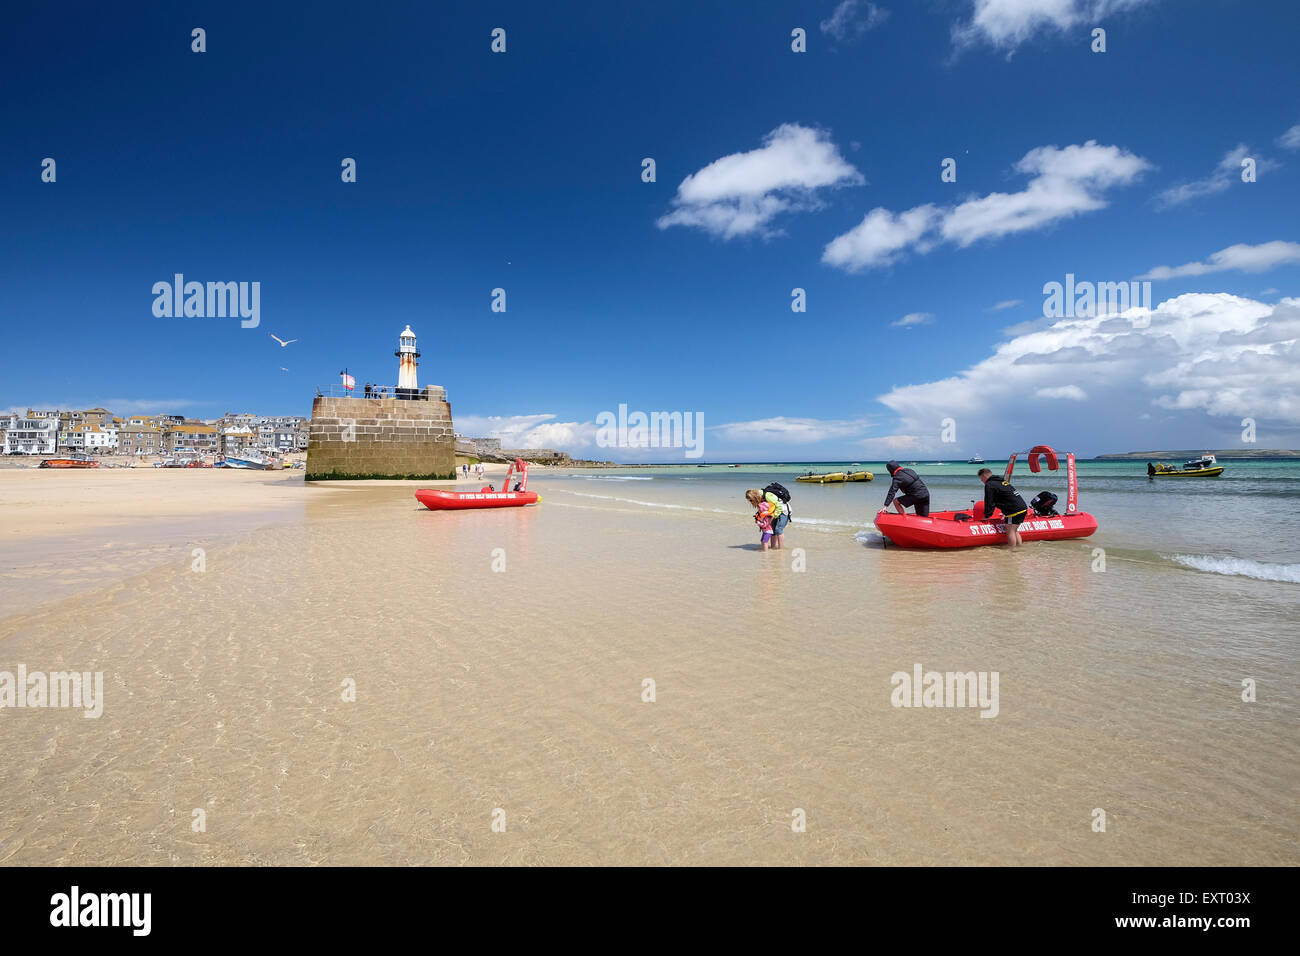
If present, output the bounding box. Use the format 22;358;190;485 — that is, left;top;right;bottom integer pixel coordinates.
0;463;1296;865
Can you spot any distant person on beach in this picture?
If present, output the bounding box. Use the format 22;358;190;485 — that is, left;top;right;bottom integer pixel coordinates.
979;468;1029;548
881;461;930;516
745;489;777;552
476;462;484;479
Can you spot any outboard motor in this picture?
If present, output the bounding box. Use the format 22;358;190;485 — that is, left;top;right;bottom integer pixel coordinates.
1030;491;1059;517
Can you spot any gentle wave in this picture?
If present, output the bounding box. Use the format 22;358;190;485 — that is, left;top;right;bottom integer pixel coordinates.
563;490;870;532
567;491;731;513
1166;553;1300;583
563;474;653;481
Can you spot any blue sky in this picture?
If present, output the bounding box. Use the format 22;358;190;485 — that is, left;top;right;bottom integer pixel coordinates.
3;0;1299;460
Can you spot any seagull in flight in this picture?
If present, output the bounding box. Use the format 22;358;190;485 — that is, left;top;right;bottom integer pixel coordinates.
270;334;298;347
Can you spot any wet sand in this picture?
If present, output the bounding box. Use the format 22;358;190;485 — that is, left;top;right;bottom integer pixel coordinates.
0;469;1296;865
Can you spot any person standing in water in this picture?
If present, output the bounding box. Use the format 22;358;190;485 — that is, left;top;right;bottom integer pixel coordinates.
978;468;1029;548
881;461;930;516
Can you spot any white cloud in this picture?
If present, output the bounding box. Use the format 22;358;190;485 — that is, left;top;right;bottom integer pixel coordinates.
711;416;871;444
657;124;864;239
824;141;1148;271
952;0;1155;54
1137;241;1300;280
1034;385;1088;400
822;205;940;270
893;312;935;328
820;1;890;41
456;413;598;452
874;293;1300;455
1278;125;1300;150
1154;145;1274;209
987;299;1023;312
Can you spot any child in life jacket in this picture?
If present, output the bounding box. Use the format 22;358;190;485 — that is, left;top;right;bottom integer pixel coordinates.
745;489;777;551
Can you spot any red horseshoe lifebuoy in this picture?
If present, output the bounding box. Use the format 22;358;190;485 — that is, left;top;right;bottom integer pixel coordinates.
1027;444;1060;473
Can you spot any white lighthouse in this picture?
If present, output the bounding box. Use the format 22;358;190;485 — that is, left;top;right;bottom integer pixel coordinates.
395;325;420;393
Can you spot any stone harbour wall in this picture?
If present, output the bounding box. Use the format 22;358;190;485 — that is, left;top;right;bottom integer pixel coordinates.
306;388;456;480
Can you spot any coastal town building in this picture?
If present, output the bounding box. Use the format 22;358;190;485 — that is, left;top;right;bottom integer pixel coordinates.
6;406;312;458
165;422;220;456
3;415;59;455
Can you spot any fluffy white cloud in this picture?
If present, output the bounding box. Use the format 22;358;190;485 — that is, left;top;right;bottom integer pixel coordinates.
953;0;1155;53
874;293;1300;455
820;1;890;41
824;141;1148;271
657;124;863;240
1277;124;1300;150
1137;241;1300;280
1154;145;1276;208
456;414;598;451
1035;385;1088;400
711;416;871;444
893;312;935;328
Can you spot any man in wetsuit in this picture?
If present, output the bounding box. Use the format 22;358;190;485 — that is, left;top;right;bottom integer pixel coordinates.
882;461;930;516
978;467;1029;548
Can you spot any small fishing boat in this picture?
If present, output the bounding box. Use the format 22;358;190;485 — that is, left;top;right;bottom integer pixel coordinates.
39;455;99;469
217;453;271;470
967;455;984;464
796;471;847;484
1148;454;1224;478
875;445;1098;549
416;458;541;511
845;471;874;482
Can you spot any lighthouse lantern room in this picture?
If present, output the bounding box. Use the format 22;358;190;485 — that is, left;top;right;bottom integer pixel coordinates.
395;325;420;398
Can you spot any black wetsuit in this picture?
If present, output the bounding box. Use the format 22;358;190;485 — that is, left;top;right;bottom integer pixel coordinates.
983;477;1028;524
883;467;930;516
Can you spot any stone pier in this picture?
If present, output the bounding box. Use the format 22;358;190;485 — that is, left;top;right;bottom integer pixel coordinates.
305;386;456;480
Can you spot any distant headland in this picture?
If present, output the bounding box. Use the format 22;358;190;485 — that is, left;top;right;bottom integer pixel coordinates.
1097;449;1300;460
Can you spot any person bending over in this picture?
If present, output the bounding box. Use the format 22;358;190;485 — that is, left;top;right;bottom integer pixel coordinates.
978;468;1029;548
881;461;930;516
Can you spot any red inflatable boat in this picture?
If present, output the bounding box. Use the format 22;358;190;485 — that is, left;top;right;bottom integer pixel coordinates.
874;445;1099;549
415;458;541;511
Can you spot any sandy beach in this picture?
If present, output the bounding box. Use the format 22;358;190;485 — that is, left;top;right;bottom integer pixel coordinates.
1;465;1295;866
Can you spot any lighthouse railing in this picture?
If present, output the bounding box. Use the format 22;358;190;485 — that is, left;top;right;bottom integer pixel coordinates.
314;384;431;400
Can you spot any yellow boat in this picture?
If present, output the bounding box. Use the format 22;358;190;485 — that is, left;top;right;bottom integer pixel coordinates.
846;471;874;481
796;471;848;483
1149;454;1225;478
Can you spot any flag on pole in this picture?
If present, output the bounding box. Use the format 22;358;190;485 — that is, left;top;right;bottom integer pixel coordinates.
341;373;355;390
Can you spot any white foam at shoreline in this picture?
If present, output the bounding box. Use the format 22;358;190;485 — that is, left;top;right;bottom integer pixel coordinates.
1166;553;1300;583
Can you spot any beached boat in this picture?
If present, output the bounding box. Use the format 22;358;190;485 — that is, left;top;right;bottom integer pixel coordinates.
846;471;874;481
217;453;271;470
39;456;99;469
797;471;847;484
416;458;541;511
1149;454;1224;478
875;444;1098;548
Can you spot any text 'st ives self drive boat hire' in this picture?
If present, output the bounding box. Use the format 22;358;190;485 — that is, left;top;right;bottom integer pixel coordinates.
415;458;541;511
874;445;1098;549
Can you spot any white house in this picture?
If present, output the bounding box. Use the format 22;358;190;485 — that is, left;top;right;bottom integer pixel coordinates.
3;416;58;455
83;425;119;452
